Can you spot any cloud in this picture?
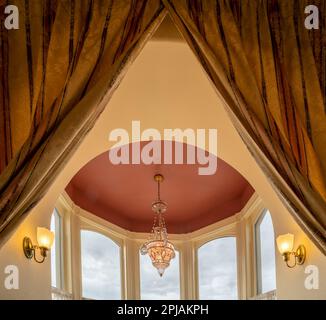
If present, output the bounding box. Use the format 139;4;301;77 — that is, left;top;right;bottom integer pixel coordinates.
257;211;276;293
198;237;237;299
140;251;180;300
81;231;121;300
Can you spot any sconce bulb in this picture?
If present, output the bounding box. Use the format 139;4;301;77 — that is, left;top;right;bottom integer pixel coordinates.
276;233;294;254
37;227;54;250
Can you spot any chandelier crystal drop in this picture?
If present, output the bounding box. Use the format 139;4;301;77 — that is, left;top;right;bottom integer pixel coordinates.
140;174;175;277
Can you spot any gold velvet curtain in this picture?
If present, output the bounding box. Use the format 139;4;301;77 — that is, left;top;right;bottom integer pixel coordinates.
0;0;165;246
164;0;326;253
0;0;325;254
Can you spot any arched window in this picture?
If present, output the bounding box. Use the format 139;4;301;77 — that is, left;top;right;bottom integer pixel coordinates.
140;250;180;300
198;237;238;300
80;230;121;300
50;209;63;289
255;210;276;294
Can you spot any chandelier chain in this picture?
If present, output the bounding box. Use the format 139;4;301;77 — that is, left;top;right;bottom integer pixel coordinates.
141;174;175;277
149;215;157;238
157;179;161;201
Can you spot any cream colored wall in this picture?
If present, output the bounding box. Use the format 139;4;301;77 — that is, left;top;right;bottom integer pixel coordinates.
0;38;325;300
0;203;52;299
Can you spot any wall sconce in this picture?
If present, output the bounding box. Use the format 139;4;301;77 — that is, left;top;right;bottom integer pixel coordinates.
276;233;306;268
23;227;54;263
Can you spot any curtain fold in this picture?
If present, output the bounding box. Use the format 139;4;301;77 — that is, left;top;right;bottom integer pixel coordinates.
1;0;325;255
163;0;326;253
0;0;165;247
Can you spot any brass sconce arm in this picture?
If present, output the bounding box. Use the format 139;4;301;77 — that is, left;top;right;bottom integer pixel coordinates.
277;234;306;269
23;227;54;263
281;245;306;268
23;237;48;264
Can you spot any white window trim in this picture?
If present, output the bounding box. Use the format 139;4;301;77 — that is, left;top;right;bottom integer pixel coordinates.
53;191;273;300
51;209;64;290
196;235;238;300
50;197;74;296
254;209;277;296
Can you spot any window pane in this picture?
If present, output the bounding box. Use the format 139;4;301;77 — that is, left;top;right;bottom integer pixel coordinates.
81;230;121;300
50;209;62;289
140;251;180;300
256;210;276;294
198;237;237;300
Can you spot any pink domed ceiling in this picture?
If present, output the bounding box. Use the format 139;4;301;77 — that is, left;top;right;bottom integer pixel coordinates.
66;141;254;234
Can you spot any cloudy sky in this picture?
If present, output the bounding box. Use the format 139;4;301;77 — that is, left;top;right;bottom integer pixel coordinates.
81;231;121;300
198;237;238;299
140;251;180;299
256;211;276;293
53;211;276;300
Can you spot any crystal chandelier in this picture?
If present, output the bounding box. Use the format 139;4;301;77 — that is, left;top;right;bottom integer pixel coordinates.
140;174;175;277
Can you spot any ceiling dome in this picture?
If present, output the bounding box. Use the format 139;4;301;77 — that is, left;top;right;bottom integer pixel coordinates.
66;141;254;233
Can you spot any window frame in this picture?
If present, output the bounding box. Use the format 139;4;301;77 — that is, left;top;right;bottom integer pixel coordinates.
192;216;239;300
56;191;276;300
80;228;123;300
51;208;64;290
254;209;276;295
196;235;239;300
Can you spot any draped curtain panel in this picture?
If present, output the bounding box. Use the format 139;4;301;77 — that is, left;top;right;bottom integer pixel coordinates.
0;0;165;247
164;0;326;253
0;0;326;255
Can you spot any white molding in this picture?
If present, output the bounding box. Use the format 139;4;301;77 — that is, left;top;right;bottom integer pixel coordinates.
57;191;267;300
62;190;245;242
250;290;277;300
51;287;73;300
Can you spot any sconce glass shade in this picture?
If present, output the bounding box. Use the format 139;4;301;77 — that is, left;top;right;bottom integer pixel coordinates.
37;227;54;249
276;233;294;254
